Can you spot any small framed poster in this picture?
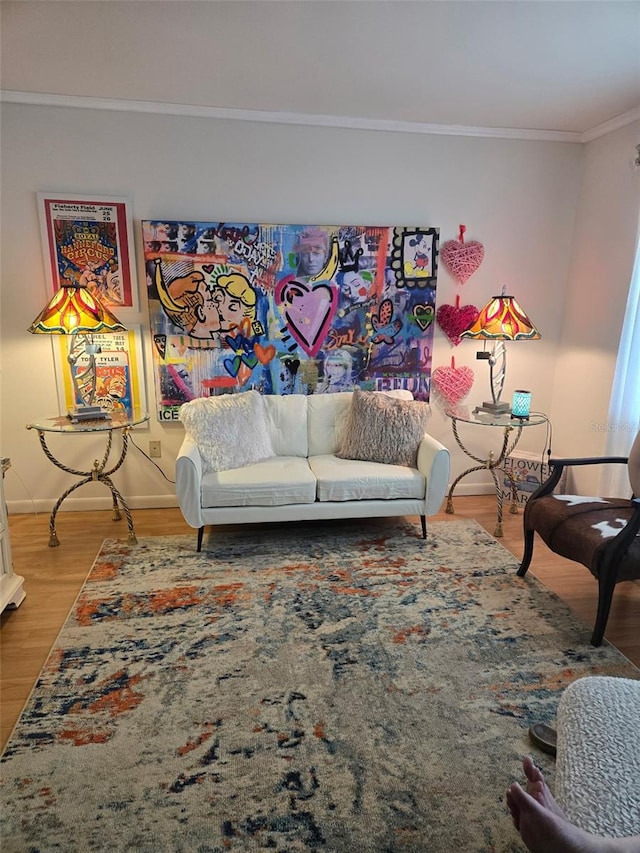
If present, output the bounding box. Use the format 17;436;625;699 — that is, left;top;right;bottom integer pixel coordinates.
38;192;138;310
55;324;147;417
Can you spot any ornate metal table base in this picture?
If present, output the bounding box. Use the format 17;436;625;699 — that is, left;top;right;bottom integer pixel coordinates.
444;411;544;538
38;429;137;547
445;449;520;538
27;411;148;547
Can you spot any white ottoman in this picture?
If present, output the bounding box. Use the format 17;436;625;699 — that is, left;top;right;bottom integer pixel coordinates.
555;676;640;837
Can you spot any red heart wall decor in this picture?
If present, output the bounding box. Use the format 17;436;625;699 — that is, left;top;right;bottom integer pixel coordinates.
436;294;479;346
440;224;484;285
431;357;474;407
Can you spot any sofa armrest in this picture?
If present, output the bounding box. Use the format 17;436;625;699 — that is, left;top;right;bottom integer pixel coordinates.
417;433;451;516
175;435;205;529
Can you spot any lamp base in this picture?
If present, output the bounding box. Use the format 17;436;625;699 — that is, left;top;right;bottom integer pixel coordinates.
473;400;511;416
68;405;111;423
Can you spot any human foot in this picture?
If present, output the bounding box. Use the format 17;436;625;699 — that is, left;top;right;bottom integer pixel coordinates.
506;780;640;853
507;781;595;852
522;755;566;818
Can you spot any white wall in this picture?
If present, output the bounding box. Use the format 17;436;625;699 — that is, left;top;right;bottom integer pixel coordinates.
0;102;635;514
551;120;640;493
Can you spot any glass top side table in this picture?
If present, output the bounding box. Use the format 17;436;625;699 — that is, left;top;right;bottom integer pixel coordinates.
27;409;149;546
444;405;546;537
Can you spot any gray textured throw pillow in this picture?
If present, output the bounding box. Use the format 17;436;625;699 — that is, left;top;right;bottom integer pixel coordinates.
179;390;275;473
336;390;429;467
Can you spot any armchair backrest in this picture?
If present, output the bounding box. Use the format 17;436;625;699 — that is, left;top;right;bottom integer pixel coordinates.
629;431;640;497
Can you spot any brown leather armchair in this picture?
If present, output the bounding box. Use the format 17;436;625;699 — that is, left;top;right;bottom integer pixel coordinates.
517;431;640;646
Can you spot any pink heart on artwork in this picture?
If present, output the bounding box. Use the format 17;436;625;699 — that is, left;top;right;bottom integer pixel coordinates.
432;359;474;406
436;297;479;346
276;275;338;357
440;225;484;285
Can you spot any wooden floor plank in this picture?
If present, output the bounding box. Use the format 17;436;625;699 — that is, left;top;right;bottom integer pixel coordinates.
2;498;639;750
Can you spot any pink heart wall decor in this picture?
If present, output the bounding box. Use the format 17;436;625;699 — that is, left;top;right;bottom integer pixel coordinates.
436;294;479;346
432;358;474;406
275;275;338;357
440;224;484;285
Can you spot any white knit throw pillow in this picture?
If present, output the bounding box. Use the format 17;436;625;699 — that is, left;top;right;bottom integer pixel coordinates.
179;390;275;473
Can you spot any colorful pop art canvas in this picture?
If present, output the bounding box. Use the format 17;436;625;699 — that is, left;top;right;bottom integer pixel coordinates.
142;222;438;421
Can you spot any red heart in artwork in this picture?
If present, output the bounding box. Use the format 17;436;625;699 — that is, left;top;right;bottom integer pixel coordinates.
440;228;484;285
436;300;479;346
431;361;474;406
254;343;276;364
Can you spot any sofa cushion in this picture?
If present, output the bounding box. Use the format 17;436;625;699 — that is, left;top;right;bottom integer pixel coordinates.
307;389;414;456
309;454;425;502
201;456;317;508
262;394;308;458
179;390;275;473
307;392;354;457
336;389;429;467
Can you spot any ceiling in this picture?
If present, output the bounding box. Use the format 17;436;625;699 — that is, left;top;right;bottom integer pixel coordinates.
2;1;640;141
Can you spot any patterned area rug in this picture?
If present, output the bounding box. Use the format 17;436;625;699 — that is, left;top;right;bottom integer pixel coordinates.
2;518;638;852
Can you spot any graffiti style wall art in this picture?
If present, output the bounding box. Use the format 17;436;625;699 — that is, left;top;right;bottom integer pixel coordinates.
142;222;438;421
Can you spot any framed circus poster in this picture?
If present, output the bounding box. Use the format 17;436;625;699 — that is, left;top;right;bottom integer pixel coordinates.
38;192;138;310
142;221;438;421
55;325;146;417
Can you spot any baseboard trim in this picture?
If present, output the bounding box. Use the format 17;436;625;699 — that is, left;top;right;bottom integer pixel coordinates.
7;484;497;515
7;495;180;515
449;483;496;497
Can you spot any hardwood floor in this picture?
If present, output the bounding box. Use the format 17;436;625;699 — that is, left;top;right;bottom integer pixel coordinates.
2;497;639;751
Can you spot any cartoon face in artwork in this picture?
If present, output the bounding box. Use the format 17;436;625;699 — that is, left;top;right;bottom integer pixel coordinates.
208;276;255;334
105;373;127;400
95;373;128;411
412;234;432;270
341;270;370;303
163;271;214;338
156;262;257;340
403;231;434;278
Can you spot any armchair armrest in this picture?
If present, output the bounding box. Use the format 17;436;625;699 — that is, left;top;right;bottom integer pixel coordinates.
548;455;628;469
532;453;630;499
417;433;451;516
175;435;205;529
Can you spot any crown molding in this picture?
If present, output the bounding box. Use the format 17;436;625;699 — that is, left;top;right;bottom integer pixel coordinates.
1;89;585;143
579;105;640;143
4;90;638;143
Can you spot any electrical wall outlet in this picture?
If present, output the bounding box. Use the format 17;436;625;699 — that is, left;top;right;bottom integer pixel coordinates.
149;440;162;458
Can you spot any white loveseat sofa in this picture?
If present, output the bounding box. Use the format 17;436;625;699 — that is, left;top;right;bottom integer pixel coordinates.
176;389;450;551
